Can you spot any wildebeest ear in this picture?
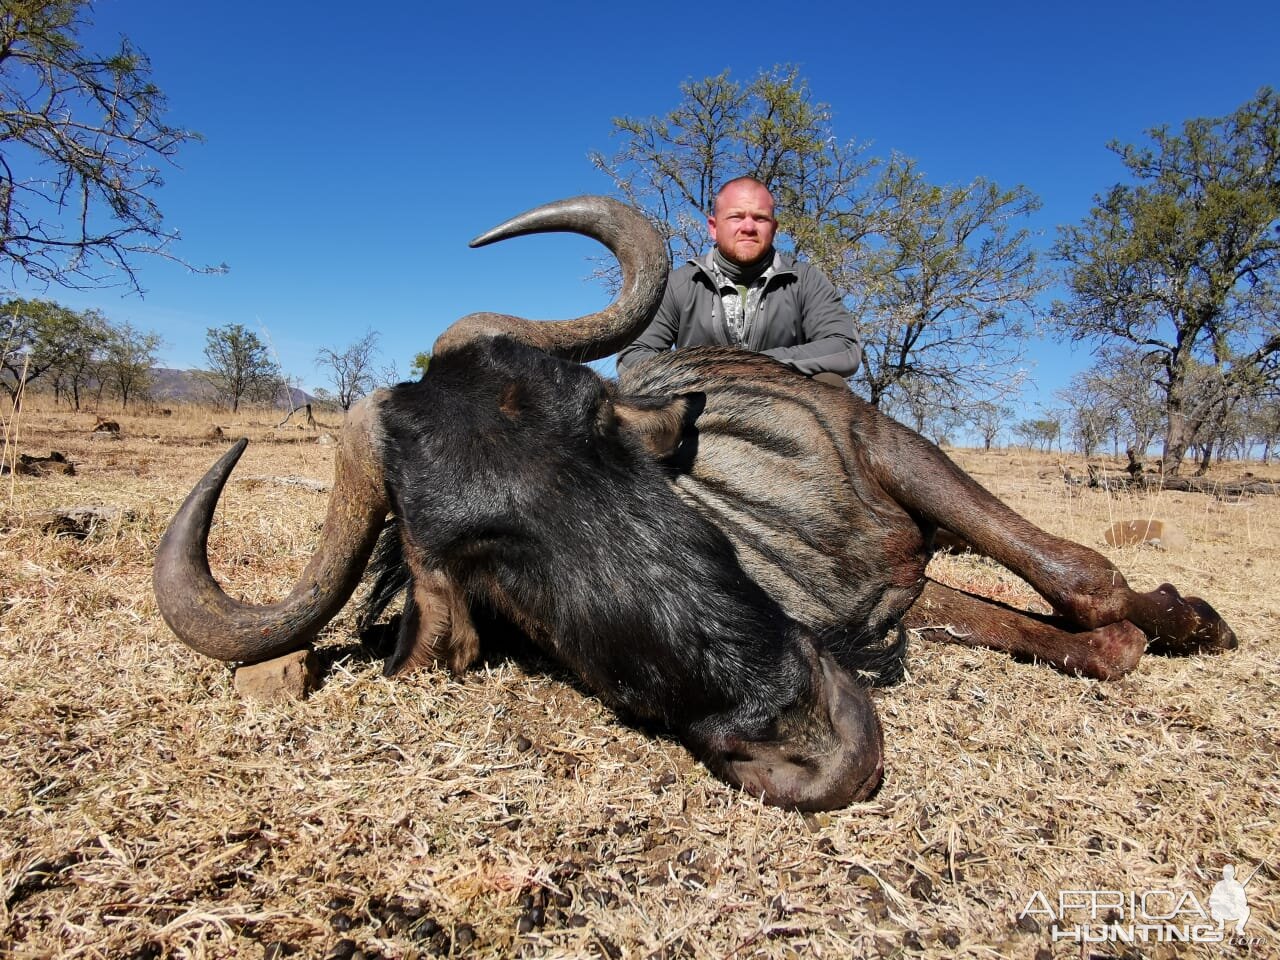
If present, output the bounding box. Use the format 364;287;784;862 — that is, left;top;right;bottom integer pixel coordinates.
614;391;705;459
498;381;525;419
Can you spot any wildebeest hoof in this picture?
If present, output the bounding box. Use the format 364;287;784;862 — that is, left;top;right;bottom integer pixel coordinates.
1184;596;1239;652
1142;583;1239;656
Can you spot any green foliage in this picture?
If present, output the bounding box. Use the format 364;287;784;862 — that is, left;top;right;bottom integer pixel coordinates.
409;351;431;379
1053;87;1280;473
2;297;88;402
103;322;162;409
202;323;281;412
1;296;162;408
592;65;875;273
0;0;218;290
45;306;110;409
1013;416;1062;453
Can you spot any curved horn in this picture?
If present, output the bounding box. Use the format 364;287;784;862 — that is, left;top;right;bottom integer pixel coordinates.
432;195;668;362
153;393;390;663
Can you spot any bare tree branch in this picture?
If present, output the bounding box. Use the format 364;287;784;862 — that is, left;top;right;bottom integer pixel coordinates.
0;0;223;292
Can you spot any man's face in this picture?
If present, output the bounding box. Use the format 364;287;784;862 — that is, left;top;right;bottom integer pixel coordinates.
708;182;777;265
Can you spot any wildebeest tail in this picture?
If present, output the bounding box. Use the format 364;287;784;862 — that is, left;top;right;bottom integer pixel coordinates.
357;521;409;632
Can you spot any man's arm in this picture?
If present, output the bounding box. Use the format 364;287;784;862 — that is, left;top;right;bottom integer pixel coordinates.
617;278;683;371
760;264;862;378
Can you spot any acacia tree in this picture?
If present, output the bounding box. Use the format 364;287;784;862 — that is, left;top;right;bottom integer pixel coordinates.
1014;416;1062;453
1243;395;1280;462
203;323;279;412
0;0;216;291
316;330;380;411
1;298;107;407
591;66;879;276
1;297;83;403
60;311;110;408
1072;348;1166;455
592;67;1042;410
1052;87;1280;474
858;155;1044;409
968;400;1012;451
102;320;160;409
1057;376;1120;457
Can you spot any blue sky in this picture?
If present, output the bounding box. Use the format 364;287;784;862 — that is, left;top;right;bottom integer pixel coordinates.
14;0;1280;404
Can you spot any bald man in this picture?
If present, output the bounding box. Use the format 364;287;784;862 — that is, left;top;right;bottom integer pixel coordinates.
617;176;862;384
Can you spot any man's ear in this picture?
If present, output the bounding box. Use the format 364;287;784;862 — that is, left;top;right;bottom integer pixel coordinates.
614;391;705;459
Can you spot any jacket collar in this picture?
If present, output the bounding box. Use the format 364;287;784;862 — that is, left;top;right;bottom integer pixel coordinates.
690;249;796;283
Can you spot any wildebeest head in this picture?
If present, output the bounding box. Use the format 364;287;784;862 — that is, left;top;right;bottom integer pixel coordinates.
152;196;883;810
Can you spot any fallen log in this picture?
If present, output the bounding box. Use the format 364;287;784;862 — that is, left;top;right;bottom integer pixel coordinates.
1148;475;1279;497
1079;466;1279;497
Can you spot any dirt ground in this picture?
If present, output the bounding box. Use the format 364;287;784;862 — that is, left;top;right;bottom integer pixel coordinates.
2;403;1277;959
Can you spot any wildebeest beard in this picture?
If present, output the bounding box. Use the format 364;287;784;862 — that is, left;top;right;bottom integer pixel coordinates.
361;336;893;806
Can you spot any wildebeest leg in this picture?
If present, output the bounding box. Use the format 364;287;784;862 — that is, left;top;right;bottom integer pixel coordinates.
384;562;480;677
864;414;1237;654
903;580;1145;680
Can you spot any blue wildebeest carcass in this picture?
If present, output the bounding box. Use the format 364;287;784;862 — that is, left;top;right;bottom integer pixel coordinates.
153;196;1237;811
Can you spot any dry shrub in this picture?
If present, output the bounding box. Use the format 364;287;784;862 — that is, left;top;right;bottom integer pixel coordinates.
1;411;1276;959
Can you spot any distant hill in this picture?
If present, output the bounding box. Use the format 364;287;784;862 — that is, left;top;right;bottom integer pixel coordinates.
149;368;317;408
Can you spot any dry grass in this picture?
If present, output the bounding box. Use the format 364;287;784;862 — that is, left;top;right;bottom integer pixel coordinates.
1;403;1277;960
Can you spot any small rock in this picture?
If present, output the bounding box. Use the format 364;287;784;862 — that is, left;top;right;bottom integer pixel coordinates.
1104;519;1187;551
243;475;329;493
908;873;935;902
6;452;74;477
329;912;353;932
41;505;130;538
1015;913;1040;934
233;650;320;702
408;917;440;942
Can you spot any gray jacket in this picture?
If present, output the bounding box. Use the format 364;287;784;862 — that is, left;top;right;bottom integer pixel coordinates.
616;250;862;378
